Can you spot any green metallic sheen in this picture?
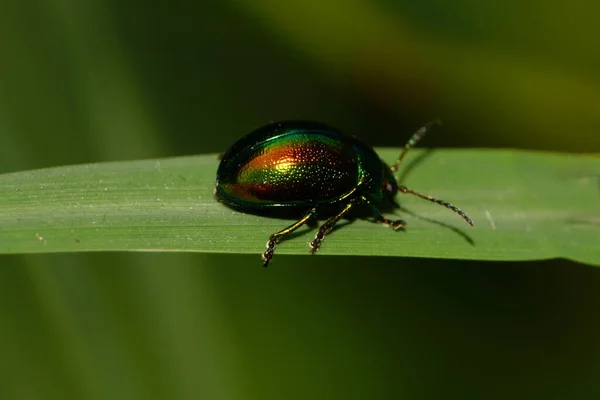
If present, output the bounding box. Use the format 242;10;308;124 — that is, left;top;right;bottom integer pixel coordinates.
215;121;396;213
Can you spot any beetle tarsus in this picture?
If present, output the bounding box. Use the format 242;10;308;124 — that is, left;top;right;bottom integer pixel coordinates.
309;233;324;254
390;219;407;230
378;216;407;230
262;253;272;267
262;239;276;267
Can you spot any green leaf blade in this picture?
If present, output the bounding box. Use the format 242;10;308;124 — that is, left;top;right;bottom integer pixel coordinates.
1;150;599;266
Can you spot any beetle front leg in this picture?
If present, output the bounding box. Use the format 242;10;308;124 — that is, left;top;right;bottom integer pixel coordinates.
309;200;356;254
262;207;317;267
361;195;407;229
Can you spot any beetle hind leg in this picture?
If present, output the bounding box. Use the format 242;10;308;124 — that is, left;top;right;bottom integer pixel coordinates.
262;207;317;267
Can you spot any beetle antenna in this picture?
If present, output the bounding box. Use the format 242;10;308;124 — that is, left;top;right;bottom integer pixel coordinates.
398;185;474;226
390;119;441;172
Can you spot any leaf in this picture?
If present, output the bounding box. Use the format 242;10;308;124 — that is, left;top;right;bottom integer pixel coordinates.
0;150;599;266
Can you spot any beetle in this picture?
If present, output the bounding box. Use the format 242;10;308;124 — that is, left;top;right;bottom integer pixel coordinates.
215;120;473;267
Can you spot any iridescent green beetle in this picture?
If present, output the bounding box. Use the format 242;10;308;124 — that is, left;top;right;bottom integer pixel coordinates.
215;120;473;267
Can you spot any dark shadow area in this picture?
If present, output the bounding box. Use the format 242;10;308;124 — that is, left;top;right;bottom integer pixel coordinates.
399;206;475;245
566;216;600;227
206;254;600;399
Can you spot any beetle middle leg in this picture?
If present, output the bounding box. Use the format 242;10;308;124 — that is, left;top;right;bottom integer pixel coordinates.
360;195;407;229
309;200;356;254
262;207;317;267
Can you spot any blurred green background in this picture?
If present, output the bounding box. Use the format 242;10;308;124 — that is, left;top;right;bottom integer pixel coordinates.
1;0;600;399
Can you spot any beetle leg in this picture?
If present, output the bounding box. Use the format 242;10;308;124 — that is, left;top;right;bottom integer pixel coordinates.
309;200;356;254
262;207;317;267
361;195;406;229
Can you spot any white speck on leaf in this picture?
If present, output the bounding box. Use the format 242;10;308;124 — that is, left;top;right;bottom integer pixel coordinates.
484;210;497;230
